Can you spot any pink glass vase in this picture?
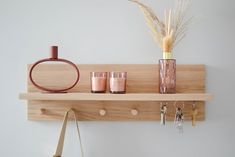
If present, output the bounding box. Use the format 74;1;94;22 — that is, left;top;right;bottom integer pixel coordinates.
159;59;176;94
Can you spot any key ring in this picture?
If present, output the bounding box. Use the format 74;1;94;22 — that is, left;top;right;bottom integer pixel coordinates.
29;46;80;93
173;101;185;110
160;102;167;114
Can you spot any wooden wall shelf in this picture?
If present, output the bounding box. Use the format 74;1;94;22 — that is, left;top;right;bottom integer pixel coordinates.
19;64;212;121
19;93;213;101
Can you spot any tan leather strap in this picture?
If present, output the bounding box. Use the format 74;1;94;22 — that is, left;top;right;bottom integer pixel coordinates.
53;109;84;157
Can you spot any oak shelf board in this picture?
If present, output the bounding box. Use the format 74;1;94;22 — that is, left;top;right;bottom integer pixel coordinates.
19;93;213;101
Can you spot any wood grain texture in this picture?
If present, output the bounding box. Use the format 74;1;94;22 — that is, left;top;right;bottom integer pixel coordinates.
28;64;205;93
23;64;207;121
27;100;205;121
20;93;213;101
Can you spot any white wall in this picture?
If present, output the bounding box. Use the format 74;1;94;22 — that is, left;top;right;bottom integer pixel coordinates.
0;0;235;156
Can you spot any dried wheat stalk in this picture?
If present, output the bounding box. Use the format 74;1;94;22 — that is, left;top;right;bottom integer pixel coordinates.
130;0;192;57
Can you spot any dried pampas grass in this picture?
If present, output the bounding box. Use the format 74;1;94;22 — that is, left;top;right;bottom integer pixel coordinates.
130;0;192;57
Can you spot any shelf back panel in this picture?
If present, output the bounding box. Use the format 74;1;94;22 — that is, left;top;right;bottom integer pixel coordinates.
26;64;206;121
28;64;205;93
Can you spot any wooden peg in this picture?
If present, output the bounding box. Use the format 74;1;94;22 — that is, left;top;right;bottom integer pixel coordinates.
40;108;46;115
99;109;106;116
131;109;138;116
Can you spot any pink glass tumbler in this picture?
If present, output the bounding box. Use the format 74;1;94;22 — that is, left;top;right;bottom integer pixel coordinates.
90;72;107;93
109;72;127;94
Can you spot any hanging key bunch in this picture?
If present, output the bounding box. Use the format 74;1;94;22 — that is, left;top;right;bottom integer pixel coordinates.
192;102;198;126
174;102;184;133
174;107;184;133
160;103;167;125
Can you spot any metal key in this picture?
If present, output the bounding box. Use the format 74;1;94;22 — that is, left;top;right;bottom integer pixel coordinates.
160;103;167;125
192;102;198;126
174;107;184;133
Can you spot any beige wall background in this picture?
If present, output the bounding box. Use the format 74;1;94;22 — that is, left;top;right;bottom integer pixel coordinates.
0;0;234;156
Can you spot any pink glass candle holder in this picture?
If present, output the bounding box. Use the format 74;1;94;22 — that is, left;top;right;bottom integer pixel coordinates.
109;72;127;94
90;72;107;93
